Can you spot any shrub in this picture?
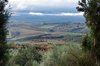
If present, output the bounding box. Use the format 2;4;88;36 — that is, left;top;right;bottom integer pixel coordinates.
40;43;82;66
7;46;42;66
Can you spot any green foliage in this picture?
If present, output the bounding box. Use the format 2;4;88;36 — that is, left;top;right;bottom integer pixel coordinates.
77;0;100;63
7;43;99;66
32;61;40;66
40;44;98;66
7;46;42;66
0;0;10;66
40;44;82;66
78;52;96;66
82;34;93;51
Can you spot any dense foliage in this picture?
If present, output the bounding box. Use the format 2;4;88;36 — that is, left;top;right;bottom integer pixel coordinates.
77;0;100;65
0;0;10;66
7;46;42;66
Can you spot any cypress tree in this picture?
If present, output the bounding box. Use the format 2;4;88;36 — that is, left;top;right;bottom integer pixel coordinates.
77;0;100;64
0;0;10;66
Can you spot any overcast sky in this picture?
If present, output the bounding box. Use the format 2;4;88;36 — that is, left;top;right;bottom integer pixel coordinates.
8;0;85;23
8;0;84;16
9;0;79;11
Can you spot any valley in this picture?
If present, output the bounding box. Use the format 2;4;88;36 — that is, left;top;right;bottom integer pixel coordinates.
7;22;89;44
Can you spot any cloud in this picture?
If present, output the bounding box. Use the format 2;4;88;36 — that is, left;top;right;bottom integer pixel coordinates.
9;0;78;10
29;12;44;16
29;12;84;16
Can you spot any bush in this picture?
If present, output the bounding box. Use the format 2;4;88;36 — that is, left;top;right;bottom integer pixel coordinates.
6;46;42;66
40;43;97;66
78;51;96;66
40;43;82;66
82;34;93;51
7;43;99;66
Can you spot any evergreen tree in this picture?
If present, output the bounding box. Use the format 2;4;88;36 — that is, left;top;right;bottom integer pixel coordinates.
0;0;10;66
77;0;100;64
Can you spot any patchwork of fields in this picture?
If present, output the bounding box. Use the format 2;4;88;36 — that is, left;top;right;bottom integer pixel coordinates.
7;22;89;44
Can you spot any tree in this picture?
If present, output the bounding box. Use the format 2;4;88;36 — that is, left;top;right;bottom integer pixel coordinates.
77;0;100;64
0;0;10;66
14;46;42;66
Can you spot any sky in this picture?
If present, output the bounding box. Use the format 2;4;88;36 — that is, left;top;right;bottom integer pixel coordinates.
8;0;82;16
8;0;85;23
9;0;78;10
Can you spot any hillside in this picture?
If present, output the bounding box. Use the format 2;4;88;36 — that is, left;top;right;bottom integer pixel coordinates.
7;22;89;44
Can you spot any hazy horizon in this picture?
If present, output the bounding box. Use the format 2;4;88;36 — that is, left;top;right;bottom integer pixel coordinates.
9;0;85;23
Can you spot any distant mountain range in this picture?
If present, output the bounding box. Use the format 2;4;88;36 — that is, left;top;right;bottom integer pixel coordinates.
10;15;85;23
10;7;85;23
